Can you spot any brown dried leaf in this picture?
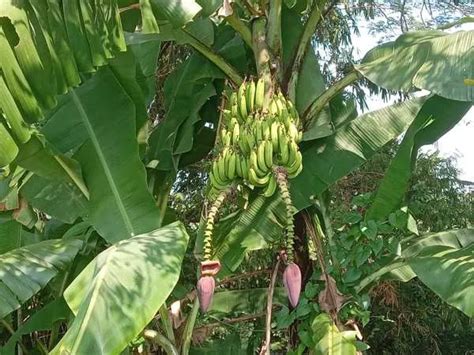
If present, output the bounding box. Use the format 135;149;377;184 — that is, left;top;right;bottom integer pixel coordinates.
318;275;346;314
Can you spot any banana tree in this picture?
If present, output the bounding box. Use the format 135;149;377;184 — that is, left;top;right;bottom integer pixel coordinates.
0;0;472;354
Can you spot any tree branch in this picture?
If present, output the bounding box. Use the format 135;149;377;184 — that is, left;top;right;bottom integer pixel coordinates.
180;29;244;86
286;0;329;100
303;71;360;129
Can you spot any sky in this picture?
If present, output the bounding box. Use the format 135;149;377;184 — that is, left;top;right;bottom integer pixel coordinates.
351;20;474;181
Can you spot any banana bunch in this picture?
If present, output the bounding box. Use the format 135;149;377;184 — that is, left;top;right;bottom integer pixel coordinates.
209;79;303;197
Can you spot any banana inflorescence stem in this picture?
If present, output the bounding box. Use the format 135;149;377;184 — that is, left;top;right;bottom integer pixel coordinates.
274;167;296;262
203;189;229;260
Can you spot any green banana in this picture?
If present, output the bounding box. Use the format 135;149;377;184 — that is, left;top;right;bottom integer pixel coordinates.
287;141;299;167
226;151;236;179
250;150;267;177
235;154;242;177
288;161;303;178
264;140;274;169
249;167;270;186
253;120;262;142
288;123;299;141
210;171;228;190
257;142;269;174
218;151;228;180
270;121;279;151
287;151;302;176
263;175;277;197
241;156;249;180
247;80;255;113
269;99;279;115
212;160;227;186
232;122;240;145
219;128;227;144
255;77;265;110
238;83;248;120
262;120;271;140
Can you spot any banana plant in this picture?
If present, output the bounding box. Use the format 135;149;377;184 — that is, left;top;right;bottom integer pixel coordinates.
0;0;472;354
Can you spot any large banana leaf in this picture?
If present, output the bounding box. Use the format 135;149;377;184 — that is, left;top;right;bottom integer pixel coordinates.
0;239;82;318
43;69;160;242
51;222;189;355
2;298;71;354
292;97;428;210
310;314;357;355
367;96;472;220
403;229;474;317
356;30;474;102
0;220;39;254
150;0;202;27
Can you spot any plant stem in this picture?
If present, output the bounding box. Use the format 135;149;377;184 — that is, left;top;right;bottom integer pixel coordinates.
153;170;176;227
264;257;281;355
181;298;200;355
180;29;243;86
225;11;253;48
286;0;328;101
203;189;229;260
275;168;295;262
303;71;360;128
267;0;283;81
144;329;179;355
158;303;175;345
252;17;273;108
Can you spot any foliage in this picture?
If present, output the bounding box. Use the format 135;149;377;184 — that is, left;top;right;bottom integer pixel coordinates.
0;0;472;354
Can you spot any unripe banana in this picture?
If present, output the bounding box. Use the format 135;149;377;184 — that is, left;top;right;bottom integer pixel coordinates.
240;156;249;180
269;99;279;115
263;175;277;197
270;121;279;151
287;141;299;167
247;80;255;113
262;121;271;140
223;131;232;146
250;150;266;177
287;151;302;176
238;83;248;120
212;160;227;186
235;154;242;177
226;151;236;180
298;131;303;142
288;123;299;141
264;140;274;169
219;128;227;144
232;122;240;145
244;129;256;150
257;142;269;174
249;167;270;186
254;120;263;142
287;160;303;178
255;77;265;110
238;137;249;155
210;171;228;190
217;155;227;182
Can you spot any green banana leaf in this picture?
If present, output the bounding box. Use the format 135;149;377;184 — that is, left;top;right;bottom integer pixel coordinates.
356;30;474;102
0;239;82;318
292;97;428;210
1;298;72;354
310;314;357;355
150;0;202;27
51;222;189;355
367;96;472;220
44;69;160;243
0;220;40;254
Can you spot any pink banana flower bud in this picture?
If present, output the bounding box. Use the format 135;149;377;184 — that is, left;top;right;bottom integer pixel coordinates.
197;275;216;312
283;262;302;307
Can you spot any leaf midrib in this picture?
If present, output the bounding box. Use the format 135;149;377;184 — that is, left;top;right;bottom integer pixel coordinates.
71;90;134;237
